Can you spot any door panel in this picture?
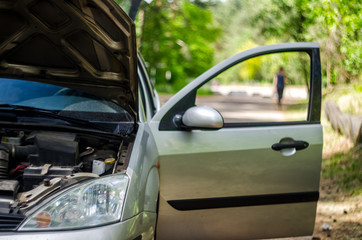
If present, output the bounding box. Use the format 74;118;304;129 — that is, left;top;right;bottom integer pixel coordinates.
158;198;317;240
152;125;322;239
155;125;322;200
151;43;322;239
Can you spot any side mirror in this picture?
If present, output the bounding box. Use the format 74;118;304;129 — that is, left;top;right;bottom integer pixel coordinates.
176;106;224;130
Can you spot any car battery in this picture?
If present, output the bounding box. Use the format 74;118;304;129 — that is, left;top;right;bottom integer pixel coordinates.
23;165;73;191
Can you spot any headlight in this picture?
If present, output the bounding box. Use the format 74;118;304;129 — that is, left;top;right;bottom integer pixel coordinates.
19;174;129;231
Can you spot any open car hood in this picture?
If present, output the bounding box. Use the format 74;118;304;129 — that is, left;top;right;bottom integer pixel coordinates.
0;0;138;118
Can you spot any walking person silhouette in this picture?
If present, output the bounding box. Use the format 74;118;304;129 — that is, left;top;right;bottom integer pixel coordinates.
273;67;287;105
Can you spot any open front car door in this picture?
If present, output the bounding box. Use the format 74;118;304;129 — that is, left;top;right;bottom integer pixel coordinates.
151;43;322;240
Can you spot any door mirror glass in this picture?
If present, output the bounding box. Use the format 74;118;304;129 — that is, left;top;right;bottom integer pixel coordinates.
180;106;224;130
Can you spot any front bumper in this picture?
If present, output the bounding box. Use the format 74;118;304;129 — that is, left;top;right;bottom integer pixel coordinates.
0;212;156;240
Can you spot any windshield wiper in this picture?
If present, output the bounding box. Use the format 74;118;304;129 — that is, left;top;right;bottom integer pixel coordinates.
0;104;109;132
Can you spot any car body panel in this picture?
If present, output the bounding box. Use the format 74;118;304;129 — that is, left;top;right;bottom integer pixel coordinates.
0;212;156;240
122;123;159;221
153;125;322;199
157;197;317;240
0;0;138;117
151;43;322;239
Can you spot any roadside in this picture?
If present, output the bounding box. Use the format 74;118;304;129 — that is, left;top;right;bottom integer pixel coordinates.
312;112;361;240
314;176;361;240
311;84;361;239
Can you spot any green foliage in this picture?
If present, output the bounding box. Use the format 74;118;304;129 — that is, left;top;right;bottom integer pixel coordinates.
211;0;264;62
116;0;360;91
251;0;361;84
216;49;310;86
311;0;362;82
253;0;313;42
137;0;220;91
237;41;261;81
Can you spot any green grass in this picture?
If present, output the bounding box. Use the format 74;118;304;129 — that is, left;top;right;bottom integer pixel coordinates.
321;146;361;195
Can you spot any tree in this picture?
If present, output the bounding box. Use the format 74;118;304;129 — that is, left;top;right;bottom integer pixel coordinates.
136;0;220;92
252;0;361;85
309;0;361;85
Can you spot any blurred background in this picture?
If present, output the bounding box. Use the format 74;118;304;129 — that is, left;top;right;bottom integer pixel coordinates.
116;0;361;239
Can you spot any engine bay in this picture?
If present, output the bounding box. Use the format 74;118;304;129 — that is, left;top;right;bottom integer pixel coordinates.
0;128;131;214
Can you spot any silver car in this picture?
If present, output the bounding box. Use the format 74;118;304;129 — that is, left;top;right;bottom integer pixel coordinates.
0;0;322;239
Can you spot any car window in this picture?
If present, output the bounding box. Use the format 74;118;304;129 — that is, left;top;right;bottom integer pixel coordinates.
195;52;310;124
0;78;132;122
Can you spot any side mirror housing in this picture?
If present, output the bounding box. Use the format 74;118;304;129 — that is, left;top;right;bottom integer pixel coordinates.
175;106;224;130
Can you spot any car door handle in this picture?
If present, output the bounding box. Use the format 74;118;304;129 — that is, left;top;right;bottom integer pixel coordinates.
271;140;309;151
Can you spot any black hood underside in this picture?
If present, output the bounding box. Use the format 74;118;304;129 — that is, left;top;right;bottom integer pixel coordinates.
0;0;138;118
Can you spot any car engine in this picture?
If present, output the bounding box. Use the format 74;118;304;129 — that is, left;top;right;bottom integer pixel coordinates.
0;129;131;214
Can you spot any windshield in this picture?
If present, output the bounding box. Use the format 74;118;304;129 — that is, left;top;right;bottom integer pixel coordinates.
0;78;132;123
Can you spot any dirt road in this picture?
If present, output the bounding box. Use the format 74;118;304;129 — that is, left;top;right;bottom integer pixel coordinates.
160;93;304;122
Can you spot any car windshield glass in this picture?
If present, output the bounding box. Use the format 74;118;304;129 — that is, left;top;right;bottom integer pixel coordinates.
0;78;133;123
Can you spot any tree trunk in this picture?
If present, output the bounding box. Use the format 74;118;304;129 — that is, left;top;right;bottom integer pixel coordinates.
324;100;362;145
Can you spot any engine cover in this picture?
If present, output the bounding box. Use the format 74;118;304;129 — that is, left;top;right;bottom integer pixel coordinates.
23;166;73;191
28;133;79;166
